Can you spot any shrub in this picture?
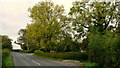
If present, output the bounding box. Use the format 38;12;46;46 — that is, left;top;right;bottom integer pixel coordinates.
87;33;120;68
34;50;88;61
2;49;10;57
34;50;44;55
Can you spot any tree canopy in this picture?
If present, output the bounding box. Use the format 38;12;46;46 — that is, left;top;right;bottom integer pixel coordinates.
0;35;12;50
25;1;76;52
69;1;120;67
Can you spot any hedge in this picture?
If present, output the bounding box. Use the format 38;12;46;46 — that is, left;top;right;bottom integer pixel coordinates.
19;50;32;53
19;49;36;53
34;50;88;61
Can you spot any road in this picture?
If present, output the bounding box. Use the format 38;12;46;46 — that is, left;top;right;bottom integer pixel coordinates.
11;52;80;68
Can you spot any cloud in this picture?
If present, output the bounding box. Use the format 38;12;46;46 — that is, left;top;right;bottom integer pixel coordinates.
0;2;32;39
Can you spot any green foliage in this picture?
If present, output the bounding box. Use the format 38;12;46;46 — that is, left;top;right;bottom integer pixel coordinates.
2;49;13;68
17;29;38;51
34;50;88;61
26;1;72;52
87;33;120;68
2;55;14;67
16;29;28;50
80;38;89;51
20;44;28;50
102;34;120;68
34;50;44;53
2;49;10;57
19;50;33;53
1;35;12;50
87;34;105;62
69;1;120;68
17;29;27;44
83;62;99;67
69;1;119;37
56;37;80;52
27;40;39;51
16;1;120;68
2;55;14;68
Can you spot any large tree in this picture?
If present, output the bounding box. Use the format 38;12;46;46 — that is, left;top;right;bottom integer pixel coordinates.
26;1;69;51
69;1;119;36
69;1;120;67
69;1;119;51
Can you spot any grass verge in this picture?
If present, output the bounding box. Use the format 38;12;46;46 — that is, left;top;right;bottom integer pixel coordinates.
2;54;14;68
83;62;99;66
33;54;63;61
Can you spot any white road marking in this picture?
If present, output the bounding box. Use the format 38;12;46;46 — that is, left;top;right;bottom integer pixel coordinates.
19;53;41;66
32;60;41;65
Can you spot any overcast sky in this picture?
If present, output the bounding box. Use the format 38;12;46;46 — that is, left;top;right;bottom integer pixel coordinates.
0;0;76;49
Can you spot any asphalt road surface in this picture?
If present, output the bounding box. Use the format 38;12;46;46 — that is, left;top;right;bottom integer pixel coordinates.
11;52;81;68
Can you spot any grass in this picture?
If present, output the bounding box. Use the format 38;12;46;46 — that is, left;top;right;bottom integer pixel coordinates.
33;54;64;61
83;62;99;66
2;54;14;68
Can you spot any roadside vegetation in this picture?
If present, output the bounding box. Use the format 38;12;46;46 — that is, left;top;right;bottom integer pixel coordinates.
15;0;120;68
0;35;14;68
34;50;88;61
2;49;14;68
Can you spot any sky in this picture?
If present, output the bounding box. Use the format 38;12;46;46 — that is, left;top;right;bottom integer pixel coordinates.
0;0;75;49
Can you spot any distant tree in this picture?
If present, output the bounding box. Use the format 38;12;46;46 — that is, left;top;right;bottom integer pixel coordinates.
17;29;26;44
0;35;12;50
17;29;28;50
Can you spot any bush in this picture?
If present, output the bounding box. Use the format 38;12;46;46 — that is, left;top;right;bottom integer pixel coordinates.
87;33;120;68
2;49;10;57
34;50;88;61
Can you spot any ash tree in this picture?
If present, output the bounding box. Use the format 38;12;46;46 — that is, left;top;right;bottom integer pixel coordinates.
26;1;70;52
